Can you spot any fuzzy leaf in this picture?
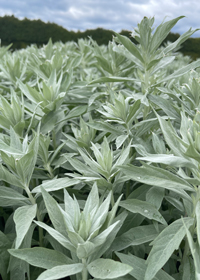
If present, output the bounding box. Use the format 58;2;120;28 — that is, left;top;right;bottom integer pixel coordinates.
120;163;193;200
149;16;184;53
0;186;30;207
115;135;128;149
88;258;133;279
32;177;80;193
137;154;196;169
8;247;73;269
40;187;69;237
156;113;186;156
83;183;99;218
14;204;37;249
145;217;194;280
159;59;200;84
34;221;75;252
117;252;175;280
120;199;167;225
111;224;165;251
36;263;83;280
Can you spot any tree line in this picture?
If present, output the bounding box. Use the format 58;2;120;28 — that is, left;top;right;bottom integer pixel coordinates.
0;15;200;60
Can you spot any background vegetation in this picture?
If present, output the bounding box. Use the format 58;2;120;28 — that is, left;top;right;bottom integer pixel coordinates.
1;15;200;60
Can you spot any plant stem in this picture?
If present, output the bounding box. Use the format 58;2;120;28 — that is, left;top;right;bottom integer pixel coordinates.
82;258;88;280
36;210;44;247
52;129;57;150
25;184;44;247
111;190;115;207
46;163;54;179
182;238;190;276
25;184;35;205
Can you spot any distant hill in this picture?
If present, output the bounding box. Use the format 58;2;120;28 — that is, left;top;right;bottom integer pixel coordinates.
0;15;200;60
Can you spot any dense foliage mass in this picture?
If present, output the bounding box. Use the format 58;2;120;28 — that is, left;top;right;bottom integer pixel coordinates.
1;15;200;280
1;15;200;60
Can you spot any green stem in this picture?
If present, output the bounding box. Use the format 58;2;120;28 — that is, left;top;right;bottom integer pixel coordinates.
25;185;35;205
25;184;43;247
143;105;150;120
111;191;115;207
82;258;88;280
52;129;57;150
46;163;54;179
144;69;149;93
182;238;190;277
36;210;43;247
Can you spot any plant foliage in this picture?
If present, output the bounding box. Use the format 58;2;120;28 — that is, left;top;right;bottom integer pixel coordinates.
0;15;200;280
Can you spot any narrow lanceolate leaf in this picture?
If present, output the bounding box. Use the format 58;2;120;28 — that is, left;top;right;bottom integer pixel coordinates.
114;32;144;63
88;258;133;279
149;16;184;53
120;199;167;225
120;164;193;200
92;221;120;248
113;143;131;168
156;113;186;156
116;135;128;149
116;252;175;280
83;183;99;218
88;121;122;136
14;204;37;249
56;105;87;124
24;130;40;185
136;154;196;169
90;212;127;261
145;217;194;280
8;247;72;269
0;164;24;189
36;263;84;280
0;140;24;155
160;59;200;83
40;187;69;237
0;186;30;207
32;177;80;193
163;28;199;56
34;221;75;252
148;94;180;120
150;56;176;75
111;224;165;251
89;76;137;85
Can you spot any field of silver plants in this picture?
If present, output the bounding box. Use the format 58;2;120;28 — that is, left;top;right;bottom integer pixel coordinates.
1;16;200;280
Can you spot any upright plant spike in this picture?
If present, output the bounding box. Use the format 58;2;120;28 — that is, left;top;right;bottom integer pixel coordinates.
113;15;200;100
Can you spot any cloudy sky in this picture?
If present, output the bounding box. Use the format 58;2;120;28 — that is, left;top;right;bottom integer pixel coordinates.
1;0;200;37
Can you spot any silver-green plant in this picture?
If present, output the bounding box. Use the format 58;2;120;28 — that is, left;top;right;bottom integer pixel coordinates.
9;184;132;280
1;14;200;280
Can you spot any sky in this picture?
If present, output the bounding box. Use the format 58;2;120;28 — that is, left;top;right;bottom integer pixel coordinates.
1;0;200;37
